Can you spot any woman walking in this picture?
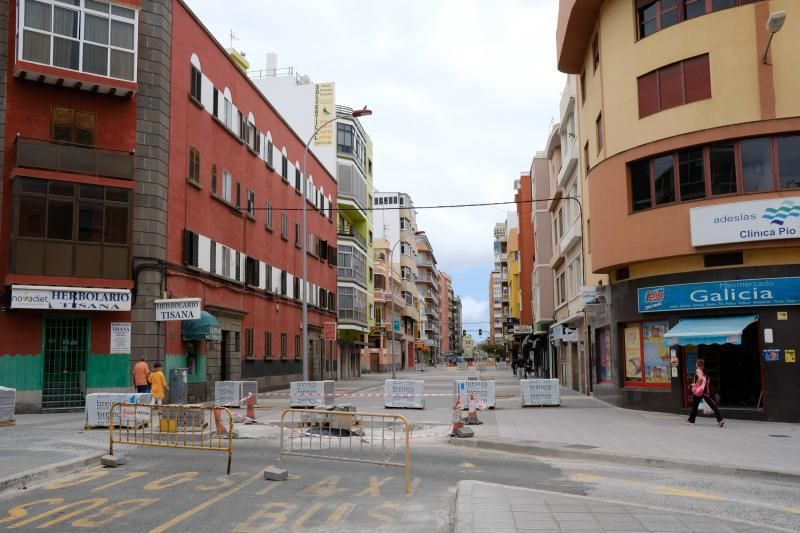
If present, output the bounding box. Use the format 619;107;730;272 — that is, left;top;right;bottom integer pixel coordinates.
686;359;724;427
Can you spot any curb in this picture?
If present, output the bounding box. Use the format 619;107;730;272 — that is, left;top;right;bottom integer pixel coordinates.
452;480;474;533
450;438;800;484
0;452;105;496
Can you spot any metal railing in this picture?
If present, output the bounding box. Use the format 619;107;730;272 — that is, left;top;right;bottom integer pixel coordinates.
337;225;368;250
15;136;134;180
279;408;411;494
109;403;233;474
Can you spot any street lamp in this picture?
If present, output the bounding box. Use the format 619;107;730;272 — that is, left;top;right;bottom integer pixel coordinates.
302;106;372;382
763;11;787;64
388;230;425;378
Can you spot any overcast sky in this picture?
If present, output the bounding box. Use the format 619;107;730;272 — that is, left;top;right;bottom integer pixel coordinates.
186;0;565;341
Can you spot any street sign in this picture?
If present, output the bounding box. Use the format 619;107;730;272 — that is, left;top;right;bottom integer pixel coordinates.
393;319;401;332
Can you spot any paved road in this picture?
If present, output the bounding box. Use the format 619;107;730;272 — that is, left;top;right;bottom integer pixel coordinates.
1;436;798;532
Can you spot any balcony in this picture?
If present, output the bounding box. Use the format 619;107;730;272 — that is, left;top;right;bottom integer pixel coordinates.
557;137;578;188
338;307;368;327
15;137;134;180
559;220;582;255
337;224;368;251
337;162;368;218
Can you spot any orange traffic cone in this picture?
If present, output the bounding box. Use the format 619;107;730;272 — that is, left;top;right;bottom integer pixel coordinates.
245;393;256;424
451;397;464;433
213;406;228;436
465;394;482;425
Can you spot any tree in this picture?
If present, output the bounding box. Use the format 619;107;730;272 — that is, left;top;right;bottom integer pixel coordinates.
478;342;507;358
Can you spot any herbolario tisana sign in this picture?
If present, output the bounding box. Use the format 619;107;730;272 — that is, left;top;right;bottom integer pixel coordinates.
638;277;800;313
10;285;131;311
690;197;800;246
154;298;202;321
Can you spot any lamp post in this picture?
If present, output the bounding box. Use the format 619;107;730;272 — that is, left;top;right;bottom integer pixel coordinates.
302;106;371;382
763;11;787;64
388;230;425;379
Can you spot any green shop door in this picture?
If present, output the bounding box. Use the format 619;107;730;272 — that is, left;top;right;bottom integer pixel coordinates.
42;316;89;410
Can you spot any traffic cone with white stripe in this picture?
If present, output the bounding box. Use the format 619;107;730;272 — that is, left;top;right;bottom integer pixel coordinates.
465;394;483;425
245;393;256;424
213;406;228;436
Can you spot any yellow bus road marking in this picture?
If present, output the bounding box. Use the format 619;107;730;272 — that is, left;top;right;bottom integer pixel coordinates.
367;503;400;524
290;501;326;532
407;477;422;497
356;476;394;497
233;502;297;532
44;469;108;490
0;499;63;526
324;503;354;526
91;472;148;492
8;498;106;529
72;498;158;528
143;472;198;491
149;469;264;533
569;472;724;501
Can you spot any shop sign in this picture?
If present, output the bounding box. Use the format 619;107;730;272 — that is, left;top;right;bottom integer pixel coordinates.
154;298;201;321
638;277;800;313
10;285;131;311
763;349;782;362
786;349;796;363
690;197;800;246
110;322;131;354
513;325;533;335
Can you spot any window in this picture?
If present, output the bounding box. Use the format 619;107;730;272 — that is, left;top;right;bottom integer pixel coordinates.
235;182;241;208
295;168;301;191
629;134;798;211
638;55;711;118
583;142;590;175
579;70;586;104
19;0;137;80
281;213;288;240
295;335;301;358
246;189;255;217
595;113;603;153
221;171;232;202
337;123;354;154
280;271;287;295
709;143;736;195
264;331;272;358
777;135;800;189
637;0;753;39
211;164;217;195
624;321;670;386
295;223;301;247
704;251;743;267
591;34;599;72
245;328;254;359
52;107;95;145
400;242;412;256
280;333;287;358
678;148;705;200
265;202;273;230
190;64;202;101
245;256;259;286
188;147;200;184
266;140;274;168
741;137;772;192
11;177;131;278
281;156;288;181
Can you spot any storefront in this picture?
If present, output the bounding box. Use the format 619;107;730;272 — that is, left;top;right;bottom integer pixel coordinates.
5;285;133;412
609;268;800;422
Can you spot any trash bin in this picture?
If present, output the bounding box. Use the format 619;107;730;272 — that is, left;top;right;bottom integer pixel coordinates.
169;368;188;404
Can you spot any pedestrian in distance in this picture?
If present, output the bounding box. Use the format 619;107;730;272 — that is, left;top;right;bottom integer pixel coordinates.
132;357;150;394
511;356;518;377
524;356;533;379
686;358;724;427
148;362;168;406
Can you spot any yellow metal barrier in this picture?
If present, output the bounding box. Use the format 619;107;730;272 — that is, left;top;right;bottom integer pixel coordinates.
109;403;234;474
279;408;411;494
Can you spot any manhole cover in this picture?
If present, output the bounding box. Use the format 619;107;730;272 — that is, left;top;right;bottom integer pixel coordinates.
768;434;791;438
564;444;599;450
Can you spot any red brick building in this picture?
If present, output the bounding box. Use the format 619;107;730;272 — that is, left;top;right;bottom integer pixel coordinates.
0;0;338;411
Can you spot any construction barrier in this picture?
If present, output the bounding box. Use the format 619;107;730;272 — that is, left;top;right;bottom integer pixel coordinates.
520;379;561;407
279;408;411;494
454;379;496;409
214;381;259;407
384;379;425;409
108;403;234;474
290;380;335;408
85;393;152;428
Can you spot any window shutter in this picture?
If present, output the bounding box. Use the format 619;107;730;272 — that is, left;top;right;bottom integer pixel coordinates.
52;107;75;142
212;87;219;117
210;241;217;273
637;71;659;118
329;245;337;266
74;112;95;145
235;251;241;281
658;62;683;110
236;182;241;208
683;54;711;104
183;229;199;266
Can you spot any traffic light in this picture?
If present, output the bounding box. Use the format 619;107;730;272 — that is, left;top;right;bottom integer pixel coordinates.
478;329;482;336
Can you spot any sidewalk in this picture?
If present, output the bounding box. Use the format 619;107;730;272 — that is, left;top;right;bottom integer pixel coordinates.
449;369;800;482
454;480;793;533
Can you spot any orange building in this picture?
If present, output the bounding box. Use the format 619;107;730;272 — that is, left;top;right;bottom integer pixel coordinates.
558;0;800;421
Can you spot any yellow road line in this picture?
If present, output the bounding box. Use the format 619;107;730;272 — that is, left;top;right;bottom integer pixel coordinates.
149;470;264;533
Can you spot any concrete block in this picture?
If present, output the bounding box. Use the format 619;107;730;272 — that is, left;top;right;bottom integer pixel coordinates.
263;467;288;481
101;454;127;467
453;427;474;438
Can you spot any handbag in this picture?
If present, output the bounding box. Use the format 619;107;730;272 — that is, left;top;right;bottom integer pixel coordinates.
699;399;713;415
691;381;705;397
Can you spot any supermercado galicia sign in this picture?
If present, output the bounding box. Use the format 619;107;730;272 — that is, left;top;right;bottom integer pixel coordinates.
11;285;131;311
690;197;800;246
638;277;800;313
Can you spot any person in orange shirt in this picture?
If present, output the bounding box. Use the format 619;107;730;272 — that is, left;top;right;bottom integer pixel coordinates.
148;362;168;406
132;357;150;393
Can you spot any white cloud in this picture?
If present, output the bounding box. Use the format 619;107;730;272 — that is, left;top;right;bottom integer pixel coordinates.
460;296;488;326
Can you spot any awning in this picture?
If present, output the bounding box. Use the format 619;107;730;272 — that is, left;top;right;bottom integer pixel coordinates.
663;315;757;347
182;311;222;342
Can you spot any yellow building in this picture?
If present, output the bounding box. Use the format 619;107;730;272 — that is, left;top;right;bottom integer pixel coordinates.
557;0;800;421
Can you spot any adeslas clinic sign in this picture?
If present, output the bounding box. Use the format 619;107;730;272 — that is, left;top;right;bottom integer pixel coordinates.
638;277;800;313
690;197;800;246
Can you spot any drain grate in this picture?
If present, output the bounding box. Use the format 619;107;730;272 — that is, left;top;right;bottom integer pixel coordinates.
768;434;791;438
